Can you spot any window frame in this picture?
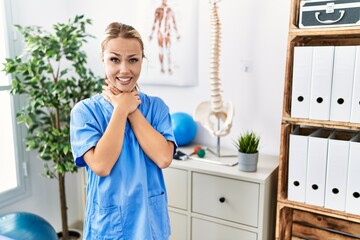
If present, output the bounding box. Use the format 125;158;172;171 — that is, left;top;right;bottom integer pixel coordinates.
0;0;30;208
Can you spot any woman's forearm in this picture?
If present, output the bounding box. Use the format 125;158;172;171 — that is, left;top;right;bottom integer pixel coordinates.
128;109;174;168
83;107;128;176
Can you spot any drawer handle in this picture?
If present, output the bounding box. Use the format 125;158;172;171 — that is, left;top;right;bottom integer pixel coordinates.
219;197;226;203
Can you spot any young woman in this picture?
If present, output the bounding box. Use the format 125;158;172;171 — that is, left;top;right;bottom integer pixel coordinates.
70;22;176;240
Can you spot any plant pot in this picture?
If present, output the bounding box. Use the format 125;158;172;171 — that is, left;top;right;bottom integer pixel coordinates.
57;229;82;240
238;151;259;172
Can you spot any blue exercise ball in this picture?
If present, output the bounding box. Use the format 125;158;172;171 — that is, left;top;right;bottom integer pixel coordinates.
0;212;58;240
171;112;197;146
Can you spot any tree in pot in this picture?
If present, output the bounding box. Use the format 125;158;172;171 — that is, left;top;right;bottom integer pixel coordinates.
2;15;102;239
235;130;260;172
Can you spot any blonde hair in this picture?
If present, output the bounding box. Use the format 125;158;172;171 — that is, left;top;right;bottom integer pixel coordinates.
101;22;145;58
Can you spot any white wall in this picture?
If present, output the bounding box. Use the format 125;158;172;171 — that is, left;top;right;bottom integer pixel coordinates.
1;0;290;231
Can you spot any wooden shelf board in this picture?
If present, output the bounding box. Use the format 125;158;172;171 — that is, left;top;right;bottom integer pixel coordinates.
282;117;360;131
277;200;360;223
289;25;360;37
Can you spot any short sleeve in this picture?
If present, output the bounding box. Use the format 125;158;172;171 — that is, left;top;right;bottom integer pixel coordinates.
152;98;178;152
70;101;102;167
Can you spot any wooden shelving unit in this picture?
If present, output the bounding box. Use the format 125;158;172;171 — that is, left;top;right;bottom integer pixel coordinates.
276;0;360;239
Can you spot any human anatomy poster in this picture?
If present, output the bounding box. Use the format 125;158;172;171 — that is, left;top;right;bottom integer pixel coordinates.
136;0;198;86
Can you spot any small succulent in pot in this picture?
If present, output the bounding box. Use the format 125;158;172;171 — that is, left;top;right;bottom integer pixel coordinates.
235;131;260;172
235;130;260;154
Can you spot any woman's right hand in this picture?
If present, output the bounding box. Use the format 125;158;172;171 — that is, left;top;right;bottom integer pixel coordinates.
103;79;122;95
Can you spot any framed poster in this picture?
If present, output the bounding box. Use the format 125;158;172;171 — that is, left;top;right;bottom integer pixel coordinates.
136;0;198;86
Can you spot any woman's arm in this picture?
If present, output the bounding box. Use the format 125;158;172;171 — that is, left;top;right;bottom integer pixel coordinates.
101;80;173;168
83;91;141;176
128;109;174;169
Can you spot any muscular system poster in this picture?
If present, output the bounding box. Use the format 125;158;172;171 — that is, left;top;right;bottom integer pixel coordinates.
136;0;198;86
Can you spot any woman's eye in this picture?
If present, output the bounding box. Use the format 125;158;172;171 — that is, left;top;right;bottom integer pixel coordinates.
129;58;138;63
110;58;120;63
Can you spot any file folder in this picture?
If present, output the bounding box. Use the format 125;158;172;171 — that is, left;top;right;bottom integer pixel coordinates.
291;46;313;119
350;47;360;124
325;130;355;211
345;132;360;215
309;46;334;121
305;129;332;207
288;126;316;203
330;46;356;122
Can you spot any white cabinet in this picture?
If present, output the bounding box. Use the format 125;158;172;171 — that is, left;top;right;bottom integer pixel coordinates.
163;146;278;240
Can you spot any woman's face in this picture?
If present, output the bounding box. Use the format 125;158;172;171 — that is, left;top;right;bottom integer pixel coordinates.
102;37;143;92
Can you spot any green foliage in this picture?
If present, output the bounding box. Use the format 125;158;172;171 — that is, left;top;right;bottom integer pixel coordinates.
235;131;260;154
2;15;103;178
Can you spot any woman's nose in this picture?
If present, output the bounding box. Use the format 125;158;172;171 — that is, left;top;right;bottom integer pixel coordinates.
119;62;129;72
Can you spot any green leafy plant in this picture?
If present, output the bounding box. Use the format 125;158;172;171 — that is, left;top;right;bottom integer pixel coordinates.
235;131;260;154
2;15;102;239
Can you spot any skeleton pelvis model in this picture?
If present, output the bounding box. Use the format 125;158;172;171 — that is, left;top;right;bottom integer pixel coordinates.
194;101;234;137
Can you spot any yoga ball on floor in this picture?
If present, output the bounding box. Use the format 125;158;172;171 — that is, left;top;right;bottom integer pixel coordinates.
0;212;58;240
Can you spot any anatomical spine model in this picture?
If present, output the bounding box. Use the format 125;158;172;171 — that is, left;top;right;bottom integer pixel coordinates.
194;0;234;139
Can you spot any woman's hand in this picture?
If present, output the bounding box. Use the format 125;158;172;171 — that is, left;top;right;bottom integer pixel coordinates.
102;89;141;115
103;79;122;95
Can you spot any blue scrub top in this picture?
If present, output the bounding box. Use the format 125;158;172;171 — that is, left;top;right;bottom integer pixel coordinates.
70;92;176;240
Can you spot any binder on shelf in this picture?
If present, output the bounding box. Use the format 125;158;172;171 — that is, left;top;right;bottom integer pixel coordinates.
325;130;356;212
345;132;360;215
291;46;313;119
330;46;356;122
305;128;333;207
309;46;334;121
350;46;360;124
288;126;316;203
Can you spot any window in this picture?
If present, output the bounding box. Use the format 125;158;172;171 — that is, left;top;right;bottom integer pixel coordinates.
0;0;29;207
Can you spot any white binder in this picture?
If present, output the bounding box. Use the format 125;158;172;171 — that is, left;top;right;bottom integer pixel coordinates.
309;46;335;121
345;132;360;215
305;129;332;207
350;47;360;124
288;126;316;203
291;46;313;119
325;130;355;211
330;46;356;122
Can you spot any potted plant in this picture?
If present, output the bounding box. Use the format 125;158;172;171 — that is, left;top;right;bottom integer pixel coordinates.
2;15;102;239
235;130;260;172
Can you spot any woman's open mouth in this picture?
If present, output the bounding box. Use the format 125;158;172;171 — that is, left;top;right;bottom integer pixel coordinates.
116;77;132;85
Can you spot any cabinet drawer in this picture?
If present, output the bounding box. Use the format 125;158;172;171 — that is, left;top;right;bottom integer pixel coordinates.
192;172;259;227
163;167;188;210
192;217;257;240
169;211;188;240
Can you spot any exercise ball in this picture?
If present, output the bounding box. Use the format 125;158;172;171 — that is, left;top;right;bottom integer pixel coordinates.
0;212;58;240
171;112;197;146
